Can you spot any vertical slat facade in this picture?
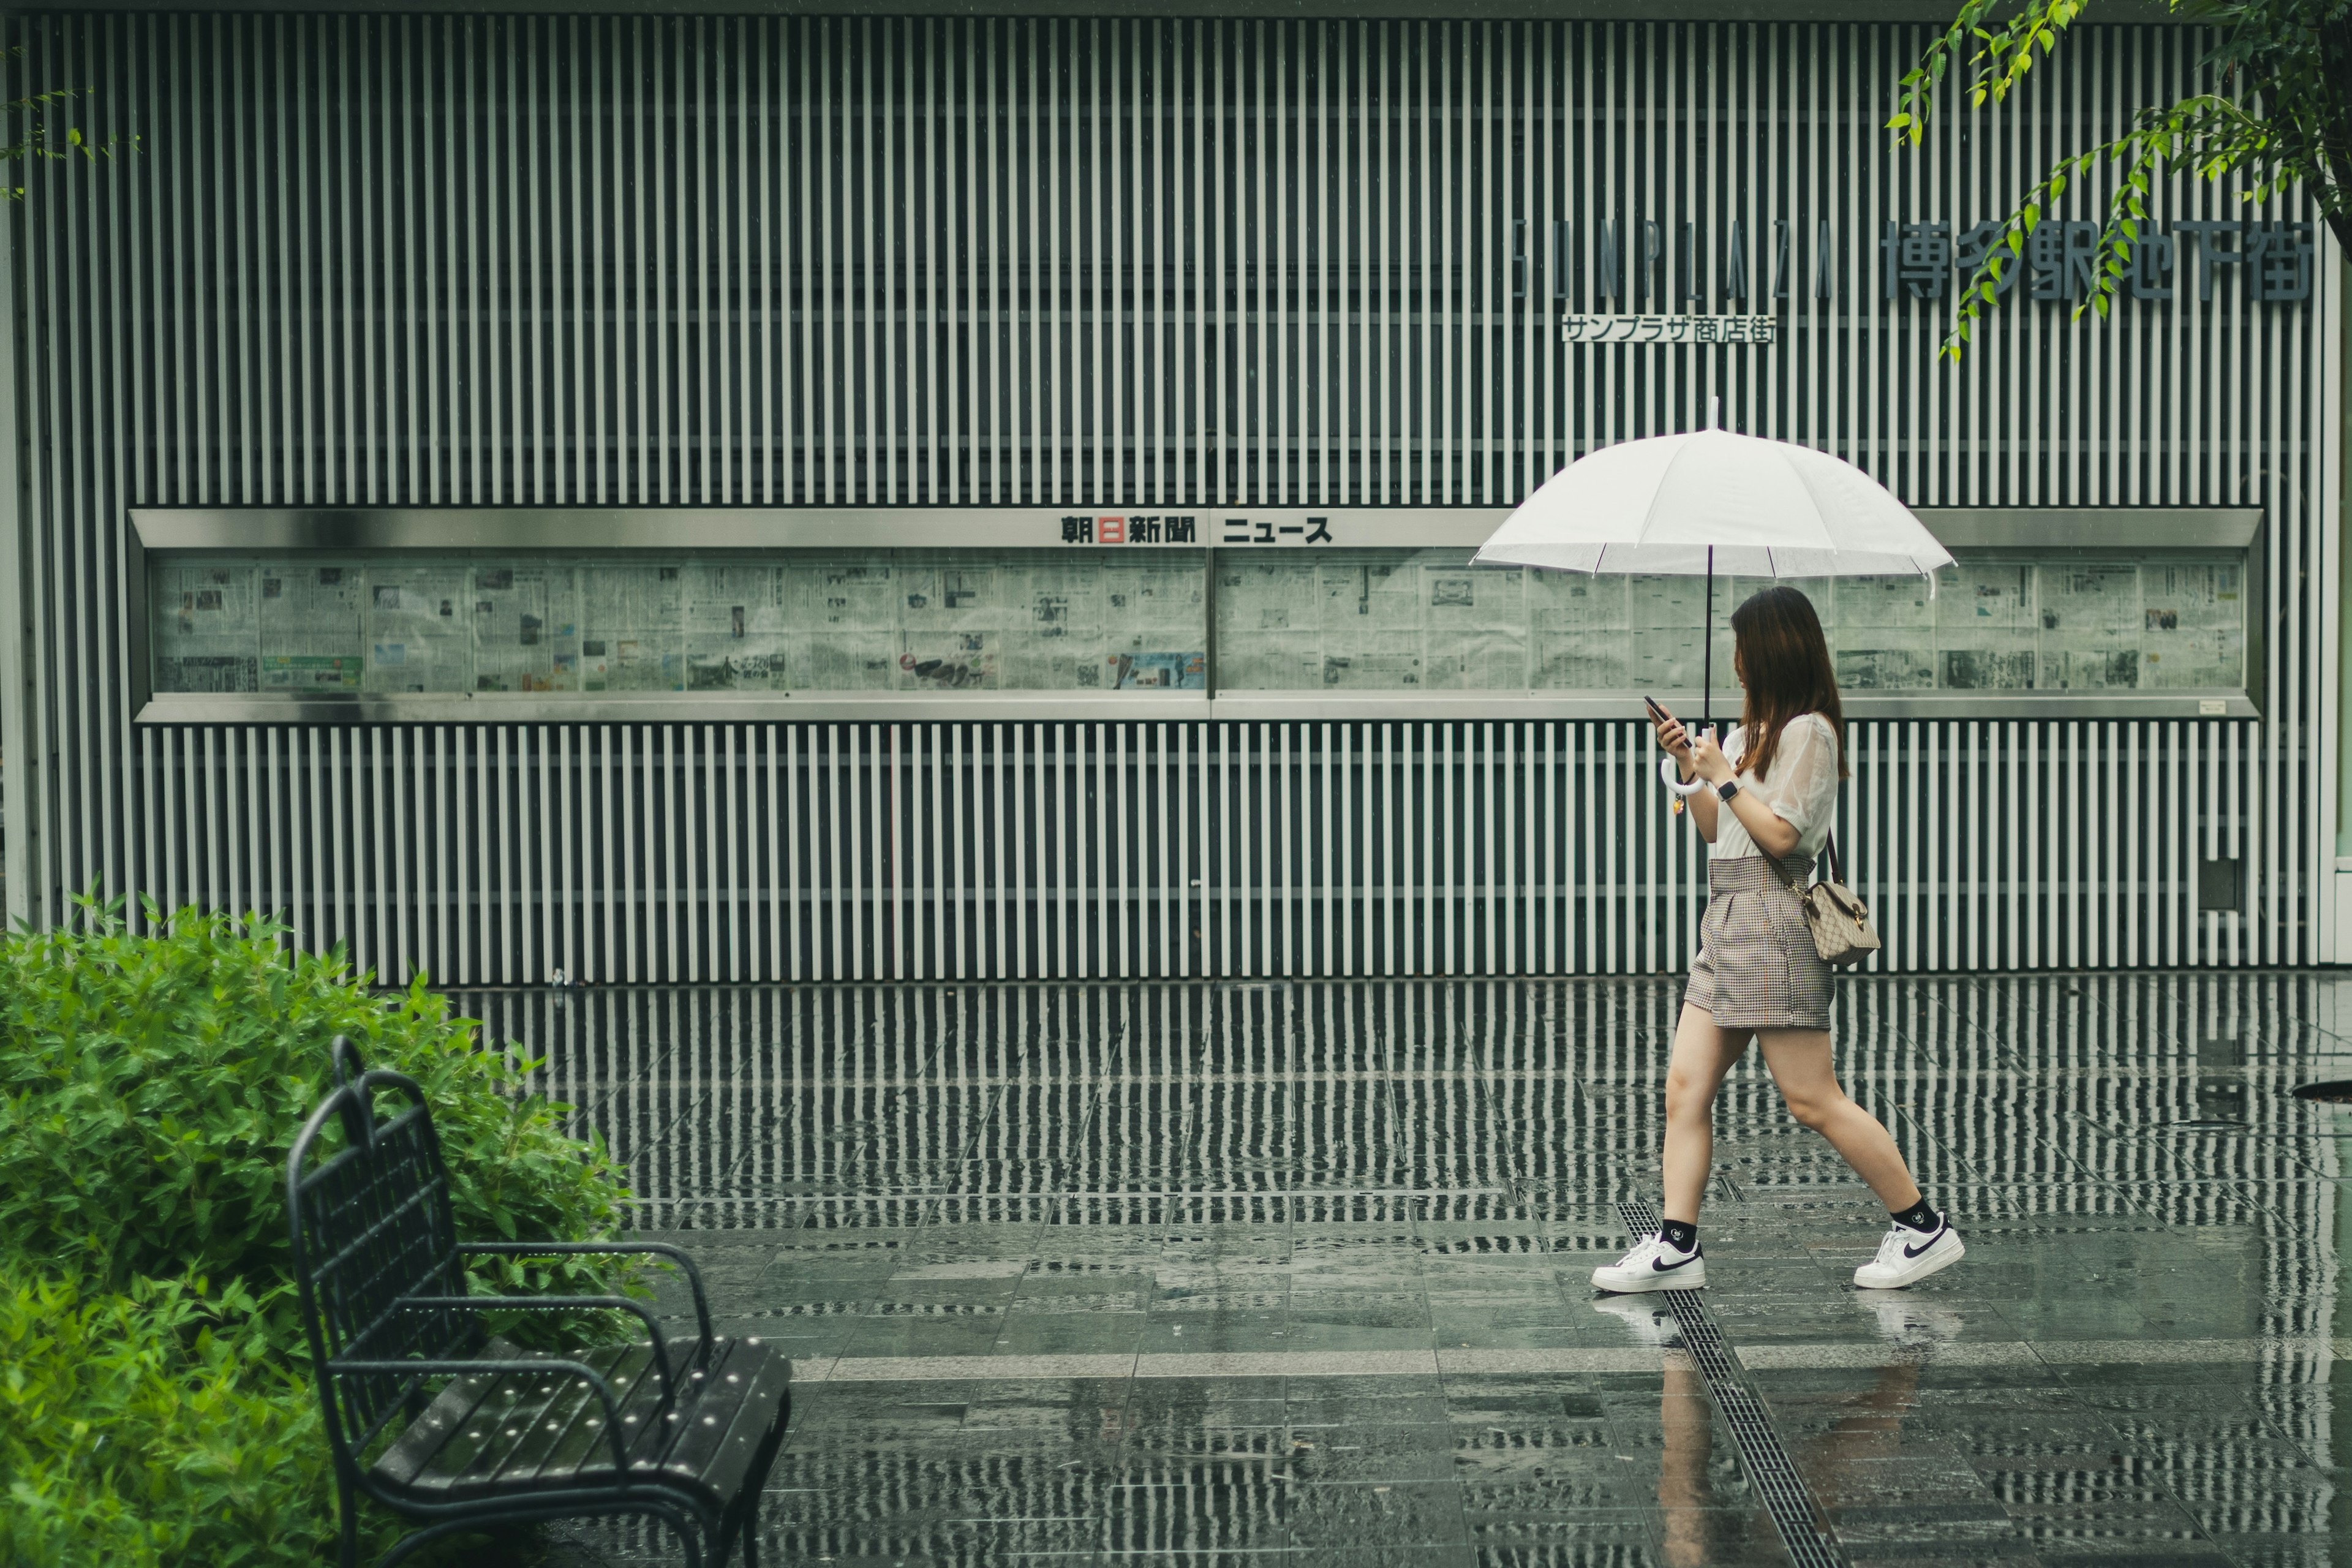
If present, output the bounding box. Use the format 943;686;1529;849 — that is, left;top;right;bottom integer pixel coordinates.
0;15;2326;979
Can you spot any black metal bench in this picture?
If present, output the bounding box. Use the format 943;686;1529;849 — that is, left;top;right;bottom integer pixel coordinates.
285;1037;790;1568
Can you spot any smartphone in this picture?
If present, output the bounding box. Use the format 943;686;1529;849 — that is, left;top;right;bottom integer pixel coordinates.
1647;697;1709;747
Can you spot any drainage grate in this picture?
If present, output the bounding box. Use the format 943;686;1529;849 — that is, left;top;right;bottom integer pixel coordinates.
1618;1198;1845;1568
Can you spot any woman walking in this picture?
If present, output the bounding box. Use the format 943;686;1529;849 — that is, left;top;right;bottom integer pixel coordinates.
1592;586;1963;1294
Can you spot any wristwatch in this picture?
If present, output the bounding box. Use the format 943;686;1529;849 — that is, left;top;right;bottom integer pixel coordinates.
1715;779;1742;803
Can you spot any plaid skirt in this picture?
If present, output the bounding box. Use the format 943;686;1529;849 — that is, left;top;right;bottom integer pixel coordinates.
1684;855;1834;1030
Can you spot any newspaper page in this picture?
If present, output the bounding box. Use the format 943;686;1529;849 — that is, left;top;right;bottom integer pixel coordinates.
1843;572;1936;631
1104;650;1208;690
256;561;364;693
1310;556;1424;690
1836;571;1936;691
578;560;684;692
1214;559;1322;688
363;564;472;693
1937;561;2038;692
153;557;260;693
2034;562;2141;692
1530;573;1630;688
1420;555;1526;690
1835;645;1935;691
892;558;998;691
1629;575;1711;690
681;560;790;692
2138;559;2244;690
786;560;900;689
1101;555;1206;690
994;557;1098;688
469;564;569;693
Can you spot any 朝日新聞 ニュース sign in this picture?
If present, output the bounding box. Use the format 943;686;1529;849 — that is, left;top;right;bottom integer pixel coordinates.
1046;511;1507;548
1058;514;1337;546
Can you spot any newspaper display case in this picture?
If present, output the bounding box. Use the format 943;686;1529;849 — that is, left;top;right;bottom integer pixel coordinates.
130;507;2261;723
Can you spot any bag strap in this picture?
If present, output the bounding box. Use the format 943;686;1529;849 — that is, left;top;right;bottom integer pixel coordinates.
1763;835;1845;896
1767;850;1814;897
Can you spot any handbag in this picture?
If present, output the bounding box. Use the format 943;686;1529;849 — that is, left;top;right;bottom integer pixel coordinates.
1775;834;1881;967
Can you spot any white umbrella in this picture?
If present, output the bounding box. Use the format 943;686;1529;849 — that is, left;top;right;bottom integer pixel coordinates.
1474;426;1953;753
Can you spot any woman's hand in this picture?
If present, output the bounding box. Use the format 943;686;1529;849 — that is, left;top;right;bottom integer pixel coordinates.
1688;730;1735;786
1651;710;1694;775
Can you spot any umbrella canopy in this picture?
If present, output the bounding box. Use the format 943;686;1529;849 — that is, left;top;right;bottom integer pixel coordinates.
1475;428;1954;761
1472;429;1953;583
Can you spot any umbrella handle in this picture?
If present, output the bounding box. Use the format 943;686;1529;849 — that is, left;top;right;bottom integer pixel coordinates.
1659;756;1708;797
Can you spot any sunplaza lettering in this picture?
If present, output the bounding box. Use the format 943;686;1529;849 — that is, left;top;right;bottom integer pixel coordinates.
1516;216;2315;323
1518;218;1832;306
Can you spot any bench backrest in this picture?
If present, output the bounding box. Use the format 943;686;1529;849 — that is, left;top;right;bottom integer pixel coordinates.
285;1050;481;1472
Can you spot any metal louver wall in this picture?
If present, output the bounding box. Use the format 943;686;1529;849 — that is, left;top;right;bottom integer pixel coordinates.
473;973;2337;1226
2;13;2330;978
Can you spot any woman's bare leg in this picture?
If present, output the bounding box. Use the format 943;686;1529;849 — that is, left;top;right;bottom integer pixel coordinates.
1662;1005;1753;1224
1754;1028;1921;1210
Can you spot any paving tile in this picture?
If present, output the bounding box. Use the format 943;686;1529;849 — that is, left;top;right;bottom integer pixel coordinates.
447;973;2352;1567
1283;1479;1470;1547
2201;1536;2352;1568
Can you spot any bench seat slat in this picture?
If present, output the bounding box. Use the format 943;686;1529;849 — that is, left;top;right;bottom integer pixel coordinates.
375;1337;788;1506
499;1344;668;1495
371;1362;510;1488
439;1354;621;1491
646;1341;795;1504
494;1341;662;1487
374;1343;636;1494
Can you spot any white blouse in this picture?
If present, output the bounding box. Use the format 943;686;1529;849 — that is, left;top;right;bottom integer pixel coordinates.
1712;712;1842;864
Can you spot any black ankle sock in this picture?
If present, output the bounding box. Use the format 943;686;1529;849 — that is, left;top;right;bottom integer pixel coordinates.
1659;1219;1698;1253
1889;1198;1941;1234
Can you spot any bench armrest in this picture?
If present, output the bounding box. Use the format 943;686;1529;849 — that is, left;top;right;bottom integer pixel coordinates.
401;1294;677;1400
333;1355;632;1477
456;1242;714;1355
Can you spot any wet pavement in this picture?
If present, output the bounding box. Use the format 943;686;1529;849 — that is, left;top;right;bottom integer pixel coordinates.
456;974;2352;1567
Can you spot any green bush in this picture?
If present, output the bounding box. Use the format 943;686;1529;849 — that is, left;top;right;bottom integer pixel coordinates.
0;1269;331;1566
0;899;641;1567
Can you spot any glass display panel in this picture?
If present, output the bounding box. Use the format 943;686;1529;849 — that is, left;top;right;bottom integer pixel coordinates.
1213;548;2248;694
150;551;1208;696
149;545;2247;703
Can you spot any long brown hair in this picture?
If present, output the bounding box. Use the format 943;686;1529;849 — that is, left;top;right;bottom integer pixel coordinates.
1730;586;1847;783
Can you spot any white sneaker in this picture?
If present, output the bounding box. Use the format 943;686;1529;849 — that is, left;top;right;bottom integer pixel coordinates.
1591;1234;1706;1294
1591;1294;1679;1345
1863;1295;1966;1348
1853;1219;1964;1289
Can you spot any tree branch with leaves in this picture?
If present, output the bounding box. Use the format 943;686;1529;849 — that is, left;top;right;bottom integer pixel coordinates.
1893;0;2352;355
1;45;129;202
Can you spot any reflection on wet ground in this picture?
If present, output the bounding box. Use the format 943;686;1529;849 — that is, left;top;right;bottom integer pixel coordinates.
454;974;2352;1566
